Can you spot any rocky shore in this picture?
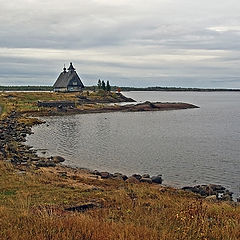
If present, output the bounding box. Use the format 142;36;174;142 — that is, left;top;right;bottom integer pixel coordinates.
89;170;163;184
0;112;64;168
182;184;234;201
0;111;34;163
1;110;236;202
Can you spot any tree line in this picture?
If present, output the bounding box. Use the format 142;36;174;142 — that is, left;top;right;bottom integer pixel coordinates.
97;79;111;91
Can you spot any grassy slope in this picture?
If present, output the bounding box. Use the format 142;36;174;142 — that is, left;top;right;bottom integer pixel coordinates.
0;91;125;118
0;92;77;114
0;162;240;240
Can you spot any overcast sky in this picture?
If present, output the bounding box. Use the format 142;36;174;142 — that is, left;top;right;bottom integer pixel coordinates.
0;0;240;88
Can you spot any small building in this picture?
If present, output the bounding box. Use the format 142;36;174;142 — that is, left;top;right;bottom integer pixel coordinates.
37;100;75;108
53;62;84;92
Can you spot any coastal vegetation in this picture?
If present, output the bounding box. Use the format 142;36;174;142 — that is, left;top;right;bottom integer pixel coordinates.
97;79;111;92
0;161;240;240
0;91;132;118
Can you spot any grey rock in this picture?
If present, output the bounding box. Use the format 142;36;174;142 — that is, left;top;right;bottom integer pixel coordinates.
132;174;142;180
112;172;128;181
113;172;123;177
140;178;152;184
142;174;150;178
52;156;65;163
125;176;140;184
100;172;112;179
91;170;101;176
151;175;163;184
36;161;56;167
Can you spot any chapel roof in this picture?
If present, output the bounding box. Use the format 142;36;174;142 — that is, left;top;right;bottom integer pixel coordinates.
53;63;84;89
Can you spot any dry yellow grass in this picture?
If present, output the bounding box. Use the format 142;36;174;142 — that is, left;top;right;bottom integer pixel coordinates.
0;91;124;119
0;91;78;116
0;161;240;240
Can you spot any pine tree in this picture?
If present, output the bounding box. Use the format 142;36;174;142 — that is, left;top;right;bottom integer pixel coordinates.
106;80;111;91
102;80;106;90
97;79;102;89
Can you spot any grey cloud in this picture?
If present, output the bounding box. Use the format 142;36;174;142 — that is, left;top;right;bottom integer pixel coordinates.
0;0;240;88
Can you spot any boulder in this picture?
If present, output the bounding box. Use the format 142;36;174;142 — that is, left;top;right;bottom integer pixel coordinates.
121;175;128;181
151;175;163;184
132;174;142;180
113;173;128;181
91;170;101;176
100;172;112;179
140;178;152;184
36;161;56;167
52;156;65;163
125;176;140;184
142;174;150;178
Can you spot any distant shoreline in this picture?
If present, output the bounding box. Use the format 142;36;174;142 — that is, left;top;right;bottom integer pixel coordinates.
118;87;240;92
1;85;240;92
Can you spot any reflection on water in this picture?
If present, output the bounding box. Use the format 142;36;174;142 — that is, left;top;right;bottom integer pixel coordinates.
26;91;240;198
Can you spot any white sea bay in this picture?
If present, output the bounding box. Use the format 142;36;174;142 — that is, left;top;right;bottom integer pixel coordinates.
26;91;240;198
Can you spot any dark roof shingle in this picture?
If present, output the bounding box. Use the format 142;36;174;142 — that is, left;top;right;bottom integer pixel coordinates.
53;63;84;89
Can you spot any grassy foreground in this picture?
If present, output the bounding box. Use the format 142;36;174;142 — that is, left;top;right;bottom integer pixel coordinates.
0;161;240;240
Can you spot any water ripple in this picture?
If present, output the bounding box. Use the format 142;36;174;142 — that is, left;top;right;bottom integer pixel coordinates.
27;92;240;198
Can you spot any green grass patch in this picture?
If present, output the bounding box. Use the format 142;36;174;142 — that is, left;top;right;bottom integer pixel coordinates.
0;189;17;197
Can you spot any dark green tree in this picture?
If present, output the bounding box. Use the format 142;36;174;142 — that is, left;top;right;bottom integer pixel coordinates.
102;80;106;90
97;79;102;89
106;80;111;91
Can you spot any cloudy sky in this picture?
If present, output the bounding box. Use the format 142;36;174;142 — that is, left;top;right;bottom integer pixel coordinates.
1;0;240;88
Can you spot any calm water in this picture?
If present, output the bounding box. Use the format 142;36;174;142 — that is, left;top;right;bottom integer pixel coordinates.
26;91;240;197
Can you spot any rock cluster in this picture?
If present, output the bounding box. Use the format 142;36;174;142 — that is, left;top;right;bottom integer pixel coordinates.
0;111;35;164
91;170;163;185
0;111;65;168
182;184;233;201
